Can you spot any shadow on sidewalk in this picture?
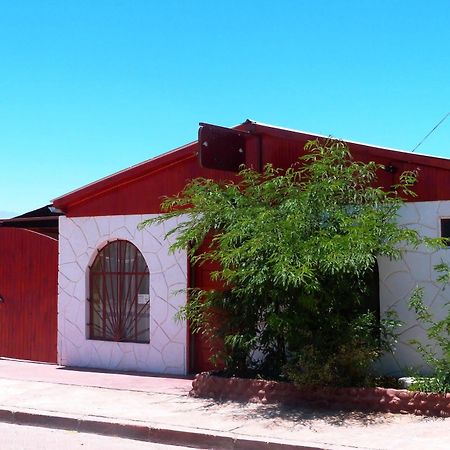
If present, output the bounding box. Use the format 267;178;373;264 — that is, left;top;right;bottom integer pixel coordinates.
197;398;444;427
55;365;195;380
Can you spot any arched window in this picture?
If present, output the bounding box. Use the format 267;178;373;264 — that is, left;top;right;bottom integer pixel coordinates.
89;240;150;343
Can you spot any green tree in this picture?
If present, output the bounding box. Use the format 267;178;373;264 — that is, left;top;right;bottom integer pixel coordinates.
141;139;434;386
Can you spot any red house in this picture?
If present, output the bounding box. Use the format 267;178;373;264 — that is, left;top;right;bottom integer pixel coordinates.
2;120;450;375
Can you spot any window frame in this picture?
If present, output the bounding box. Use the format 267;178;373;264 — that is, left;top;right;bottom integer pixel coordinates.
88;240;150;343
440;217;450;247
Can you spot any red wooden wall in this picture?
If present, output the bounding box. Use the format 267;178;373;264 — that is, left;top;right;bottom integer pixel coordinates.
55;132;450;218
0;228;57;363
188;238;225;373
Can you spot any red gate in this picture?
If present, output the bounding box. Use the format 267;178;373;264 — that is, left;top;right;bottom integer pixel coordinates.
0;228;57;363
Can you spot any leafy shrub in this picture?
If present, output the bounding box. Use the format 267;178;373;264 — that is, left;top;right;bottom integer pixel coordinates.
142;138;431;386
408;263;450;394
286;310;402;387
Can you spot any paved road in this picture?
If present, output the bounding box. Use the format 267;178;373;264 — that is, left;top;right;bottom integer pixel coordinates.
0;422;206;450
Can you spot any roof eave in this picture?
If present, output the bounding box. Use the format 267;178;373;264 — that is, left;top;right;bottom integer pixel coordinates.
52;140;199;211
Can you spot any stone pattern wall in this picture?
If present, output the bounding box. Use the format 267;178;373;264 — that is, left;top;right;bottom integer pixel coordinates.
378;200;450;375
56;201;449;376
58;214;188;375
191;374;450;417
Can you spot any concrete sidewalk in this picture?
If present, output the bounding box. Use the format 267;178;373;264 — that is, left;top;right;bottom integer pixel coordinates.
0;359;448;450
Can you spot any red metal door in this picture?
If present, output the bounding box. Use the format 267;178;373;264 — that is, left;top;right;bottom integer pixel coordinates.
0;228;57;363
189;237;225;373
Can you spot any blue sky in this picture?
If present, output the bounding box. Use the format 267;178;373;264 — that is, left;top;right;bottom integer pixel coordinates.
1;0;449;217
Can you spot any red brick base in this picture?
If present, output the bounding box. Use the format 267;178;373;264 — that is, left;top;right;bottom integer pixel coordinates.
190;373;450;417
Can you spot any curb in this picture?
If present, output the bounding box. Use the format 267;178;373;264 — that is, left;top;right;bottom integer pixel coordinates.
0;407;327;450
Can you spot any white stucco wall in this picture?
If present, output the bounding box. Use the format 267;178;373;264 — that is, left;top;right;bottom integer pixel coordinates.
58;214;188;375
57;202;449;377
378;200;450;376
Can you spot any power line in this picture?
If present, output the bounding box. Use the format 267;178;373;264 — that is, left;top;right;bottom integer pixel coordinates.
411;112;450;153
